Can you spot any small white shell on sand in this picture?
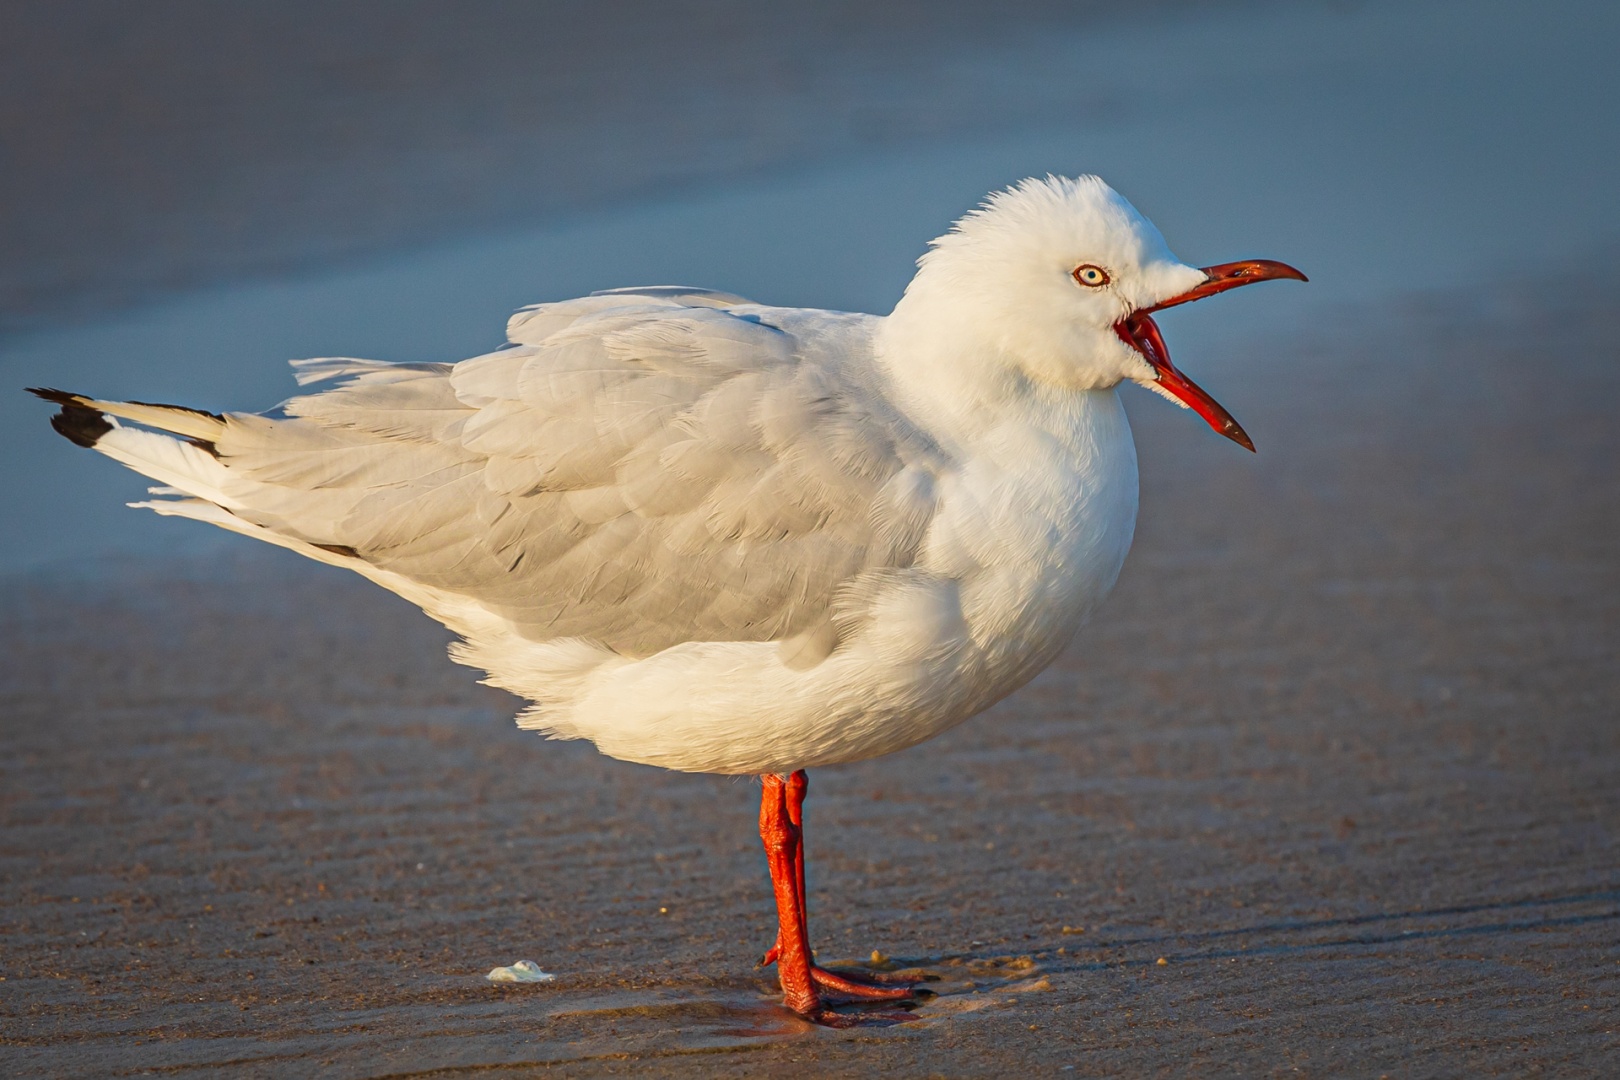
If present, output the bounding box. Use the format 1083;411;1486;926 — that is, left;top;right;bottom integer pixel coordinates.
486;960;556;983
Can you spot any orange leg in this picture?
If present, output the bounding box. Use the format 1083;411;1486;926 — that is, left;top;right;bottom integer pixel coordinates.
759;773;819;1014
758;770;915;1013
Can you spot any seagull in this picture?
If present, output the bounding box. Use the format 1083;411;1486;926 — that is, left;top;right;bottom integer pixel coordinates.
29;175;1303;1024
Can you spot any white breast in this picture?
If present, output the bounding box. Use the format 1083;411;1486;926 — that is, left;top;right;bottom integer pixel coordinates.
911;386;1140;723
539;386;1139;775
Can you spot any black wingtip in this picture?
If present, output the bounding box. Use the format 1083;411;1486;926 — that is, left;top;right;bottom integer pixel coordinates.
27;386;112;448
26;386;79;407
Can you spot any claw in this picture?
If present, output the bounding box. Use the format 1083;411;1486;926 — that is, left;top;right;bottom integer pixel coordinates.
759;946;914;1001
810;964;914;1002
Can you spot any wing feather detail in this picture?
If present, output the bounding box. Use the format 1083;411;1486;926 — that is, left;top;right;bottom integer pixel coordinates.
194;294;946;660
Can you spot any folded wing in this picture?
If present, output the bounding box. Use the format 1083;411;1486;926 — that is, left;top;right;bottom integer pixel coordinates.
180;290;944;663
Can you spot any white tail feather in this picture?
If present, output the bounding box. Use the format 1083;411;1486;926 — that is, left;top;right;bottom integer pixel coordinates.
92;425;240;508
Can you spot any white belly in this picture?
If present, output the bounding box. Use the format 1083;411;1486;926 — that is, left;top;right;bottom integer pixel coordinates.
506;389;1139;775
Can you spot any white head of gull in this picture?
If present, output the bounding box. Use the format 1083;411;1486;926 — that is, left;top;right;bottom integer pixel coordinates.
30;174;1303;1024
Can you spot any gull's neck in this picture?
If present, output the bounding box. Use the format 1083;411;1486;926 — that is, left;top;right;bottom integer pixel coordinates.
875;292;1106;452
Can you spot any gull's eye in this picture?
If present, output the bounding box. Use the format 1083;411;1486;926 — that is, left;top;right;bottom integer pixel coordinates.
1072;264;1110;288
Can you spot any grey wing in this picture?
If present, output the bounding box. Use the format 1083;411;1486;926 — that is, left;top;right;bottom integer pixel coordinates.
213;295;943;664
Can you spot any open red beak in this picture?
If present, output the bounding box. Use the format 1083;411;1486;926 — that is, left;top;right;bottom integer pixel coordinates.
1114;259;1307;452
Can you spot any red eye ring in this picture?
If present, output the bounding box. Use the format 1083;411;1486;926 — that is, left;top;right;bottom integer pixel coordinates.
1072;264;1110;287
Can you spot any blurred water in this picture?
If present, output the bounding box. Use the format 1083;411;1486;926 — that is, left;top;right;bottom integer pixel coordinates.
3;0;1616;572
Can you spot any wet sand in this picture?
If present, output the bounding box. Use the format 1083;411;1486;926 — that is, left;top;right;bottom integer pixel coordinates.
2;261;1616;1074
